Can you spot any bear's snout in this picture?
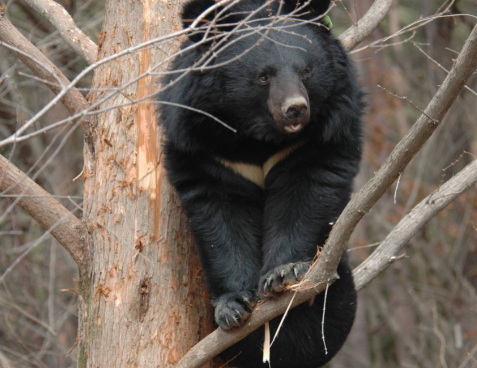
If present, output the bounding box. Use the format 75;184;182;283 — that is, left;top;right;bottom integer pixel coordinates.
281;96;310;133
268;74;310;134
283;97;308;119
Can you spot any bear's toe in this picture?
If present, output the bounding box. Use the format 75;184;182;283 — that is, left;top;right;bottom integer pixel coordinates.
260;262;311;297
213;290;258;330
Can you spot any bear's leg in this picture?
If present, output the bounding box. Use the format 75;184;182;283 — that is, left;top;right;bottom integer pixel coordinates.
185;191;264;330
259;160;354;295
166;154;264;330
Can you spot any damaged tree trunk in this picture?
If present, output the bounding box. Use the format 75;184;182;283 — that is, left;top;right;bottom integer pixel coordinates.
79;0;214;366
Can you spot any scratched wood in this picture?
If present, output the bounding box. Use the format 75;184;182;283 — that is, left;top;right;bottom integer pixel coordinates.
80;0;214;366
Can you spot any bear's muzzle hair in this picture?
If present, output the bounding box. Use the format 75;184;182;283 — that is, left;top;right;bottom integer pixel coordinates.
268;73;310;133
282;96;308;132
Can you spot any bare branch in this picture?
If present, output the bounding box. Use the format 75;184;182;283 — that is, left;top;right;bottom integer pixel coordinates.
0;154;91;274
310;22;477;284
0;10;87;114
339;0;394;51
353;158;477;290
176;23;477;368
0;5;94;168
413;42;477;97
21;0;98;64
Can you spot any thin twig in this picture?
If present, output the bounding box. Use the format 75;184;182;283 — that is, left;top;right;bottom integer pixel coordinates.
347;242;381;252
321;283;329;356
0;9;95;165
377;85;440;124
394;171;403;204
350;14;477;55
336;0;356;26
413;43;477;97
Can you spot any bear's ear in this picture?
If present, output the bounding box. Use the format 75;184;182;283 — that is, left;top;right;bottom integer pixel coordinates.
282;0;331;19
182;0;226;43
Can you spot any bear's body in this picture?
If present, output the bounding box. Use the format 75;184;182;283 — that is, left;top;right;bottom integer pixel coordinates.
158;0;364;366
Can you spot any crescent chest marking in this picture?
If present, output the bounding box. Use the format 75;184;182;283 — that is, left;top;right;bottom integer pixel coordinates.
216;142;303;188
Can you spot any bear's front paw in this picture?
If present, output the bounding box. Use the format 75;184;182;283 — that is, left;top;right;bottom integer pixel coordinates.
213;290;258;330
260;262;311;297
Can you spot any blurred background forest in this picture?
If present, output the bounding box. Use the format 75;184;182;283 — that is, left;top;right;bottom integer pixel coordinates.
0;0;476;367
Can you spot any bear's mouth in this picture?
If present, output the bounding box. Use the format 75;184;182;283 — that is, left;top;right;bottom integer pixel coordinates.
284;123;303;133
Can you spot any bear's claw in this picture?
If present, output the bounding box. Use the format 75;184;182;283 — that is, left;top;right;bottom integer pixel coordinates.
260;262;311;297
213;290;258;330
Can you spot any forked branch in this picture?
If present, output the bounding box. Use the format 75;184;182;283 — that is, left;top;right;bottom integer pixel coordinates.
0;6;95;273
353;158;477;289
308;23;477;284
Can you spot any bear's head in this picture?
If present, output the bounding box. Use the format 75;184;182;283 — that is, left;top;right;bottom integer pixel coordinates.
160;0;362;147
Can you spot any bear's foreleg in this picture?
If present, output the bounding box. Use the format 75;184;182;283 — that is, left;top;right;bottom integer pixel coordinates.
259;152;356;296
166;154;264;330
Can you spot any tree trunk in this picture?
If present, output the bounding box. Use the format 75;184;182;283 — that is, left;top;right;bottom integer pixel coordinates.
79;1;214;366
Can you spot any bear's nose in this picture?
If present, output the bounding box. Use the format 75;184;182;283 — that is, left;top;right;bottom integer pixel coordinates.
283;97;308;120
285;104;307;119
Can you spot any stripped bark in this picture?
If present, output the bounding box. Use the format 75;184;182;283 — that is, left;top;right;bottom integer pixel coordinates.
77;0;214;366
0;154;91;274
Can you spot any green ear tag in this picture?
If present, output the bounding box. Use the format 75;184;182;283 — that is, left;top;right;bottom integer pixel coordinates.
322;15;333;30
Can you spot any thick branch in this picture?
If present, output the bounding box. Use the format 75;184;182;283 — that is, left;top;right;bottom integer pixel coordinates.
176;24;477;368
339;0;394;51
353;159;477;290
0;154;91;274
16;0;55;35
308;23;477;283
0;5;94;167
22;0;98;64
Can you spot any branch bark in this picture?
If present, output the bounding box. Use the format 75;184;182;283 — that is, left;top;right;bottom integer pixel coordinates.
339;0;394;51
0;5;94;171
0;7;88;118
22;0;98;64
176;23;477;368
0;154;91;274
353;158;477;290
309;22;477;284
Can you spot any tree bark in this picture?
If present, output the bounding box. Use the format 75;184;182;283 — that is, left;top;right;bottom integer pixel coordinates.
0;154;91;273
78;0;214;367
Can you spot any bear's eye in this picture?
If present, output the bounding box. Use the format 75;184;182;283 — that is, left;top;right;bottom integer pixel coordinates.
258;74;270;84
301;68;311;80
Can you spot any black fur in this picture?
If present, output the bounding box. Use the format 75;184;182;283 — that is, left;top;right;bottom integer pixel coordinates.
158;0;364;366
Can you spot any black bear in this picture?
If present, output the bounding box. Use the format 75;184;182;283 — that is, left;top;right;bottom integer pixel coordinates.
158;0;364;366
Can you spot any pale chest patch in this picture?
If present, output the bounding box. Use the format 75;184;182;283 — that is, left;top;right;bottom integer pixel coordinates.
217;143;303;188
